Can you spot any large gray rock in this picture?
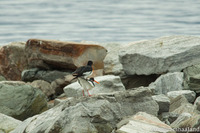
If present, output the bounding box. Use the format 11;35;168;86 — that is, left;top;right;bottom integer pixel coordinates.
21;68;71;83
0;81;47;120
116;112;175;133
119;36;200;75
11;88;159;133
0;113;22;133
167;90;196;103
64;75;126;97
152;94;170;114
149;72;184;94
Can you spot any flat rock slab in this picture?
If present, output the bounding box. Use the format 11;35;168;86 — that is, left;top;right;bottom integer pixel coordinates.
119;36;200;75
25;39;107;70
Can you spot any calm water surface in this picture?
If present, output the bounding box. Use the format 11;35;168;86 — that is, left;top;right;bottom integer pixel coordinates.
0;0;200;45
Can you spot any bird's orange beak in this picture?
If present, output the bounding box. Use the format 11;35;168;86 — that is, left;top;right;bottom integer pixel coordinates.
94;80;100;84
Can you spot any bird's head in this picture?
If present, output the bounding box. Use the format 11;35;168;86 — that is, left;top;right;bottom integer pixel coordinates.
87;60;93;66
89;77;100;86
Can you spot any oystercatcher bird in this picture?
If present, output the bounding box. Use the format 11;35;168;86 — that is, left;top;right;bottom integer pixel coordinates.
72;61;99;96
72;60;93;79
77;77;100;96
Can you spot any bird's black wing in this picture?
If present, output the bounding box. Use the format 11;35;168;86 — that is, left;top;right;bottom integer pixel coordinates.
72;66;92;77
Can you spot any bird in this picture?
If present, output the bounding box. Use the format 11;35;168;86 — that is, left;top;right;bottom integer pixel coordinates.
72;60;93;79
72;60;99;96
77;77;100;96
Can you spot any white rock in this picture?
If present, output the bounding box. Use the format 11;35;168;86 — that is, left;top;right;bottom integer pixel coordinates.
167;90;196;103
0;113;22;133
117;112;175;133
119;35;200;75
64;75;126;97
149;72;184;94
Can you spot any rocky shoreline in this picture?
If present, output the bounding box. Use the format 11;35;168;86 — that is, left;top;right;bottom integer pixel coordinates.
1;35;200;133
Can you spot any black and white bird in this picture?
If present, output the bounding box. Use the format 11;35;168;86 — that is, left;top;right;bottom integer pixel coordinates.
72;60;93;79
72;60;99;96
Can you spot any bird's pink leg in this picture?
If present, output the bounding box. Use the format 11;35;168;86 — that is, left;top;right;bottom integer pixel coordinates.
87;90;92;97
82;90;85;96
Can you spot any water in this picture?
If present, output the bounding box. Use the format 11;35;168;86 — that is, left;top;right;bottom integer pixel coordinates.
0;0;200;45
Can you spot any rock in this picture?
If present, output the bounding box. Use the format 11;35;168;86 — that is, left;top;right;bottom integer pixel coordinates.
183;64;200;93
0;42;28;80
64;75;126;97
149;72;184;94
167;90;196;103
170;113;192;128
160;112;179;125
0;75;6;81
116;112;175;133
171;102;197;115
29;80;54;99
51;75;74;96
0;81;47;120
177;114;200;131
169;95;189;112
0;113;22;133
194;96;200;111
119;35;200;75
152;94;170;114
25;39;107;71
11;88;159;133
21;68;71;83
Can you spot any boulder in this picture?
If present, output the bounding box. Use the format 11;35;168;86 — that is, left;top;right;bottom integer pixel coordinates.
25;39;107;71
169;95;189;112
152;94;170;114
167;90;196;103
0;81;47;120
51;75;74;96
0;113;22;133
160;112;179;125
21;68;71;83
170;113;192;128
149;72;184;94
169;95;198;115
11;88;159;133
119;35;200;75
29;80;54;99
183;64;200;93
116;112;175;133
64;75;126;97
0;42;28;80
